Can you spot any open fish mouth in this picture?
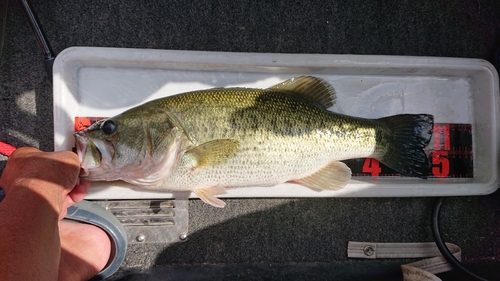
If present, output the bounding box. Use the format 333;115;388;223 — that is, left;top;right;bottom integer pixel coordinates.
74;132;104;176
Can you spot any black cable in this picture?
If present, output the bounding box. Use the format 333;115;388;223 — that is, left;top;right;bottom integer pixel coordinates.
19;0;55;81
431;197;489;281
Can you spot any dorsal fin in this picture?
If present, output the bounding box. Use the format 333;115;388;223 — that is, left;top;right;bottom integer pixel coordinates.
269;76;336;108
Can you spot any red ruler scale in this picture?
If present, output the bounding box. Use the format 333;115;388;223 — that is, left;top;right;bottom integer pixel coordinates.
75;117;107;132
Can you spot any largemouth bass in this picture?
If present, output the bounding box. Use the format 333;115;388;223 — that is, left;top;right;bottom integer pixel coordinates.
75;76;433;207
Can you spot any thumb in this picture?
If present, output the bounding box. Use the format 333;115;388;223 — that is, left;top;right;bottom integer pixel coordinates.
59;180;91;220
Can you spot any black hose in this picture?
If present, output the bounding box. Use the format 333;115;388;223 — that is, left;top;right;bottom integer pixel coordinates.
431;197;489;281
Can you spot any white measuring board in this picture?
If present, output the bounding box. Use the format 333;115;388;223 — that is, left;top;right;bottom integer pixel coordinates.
53;47;499;200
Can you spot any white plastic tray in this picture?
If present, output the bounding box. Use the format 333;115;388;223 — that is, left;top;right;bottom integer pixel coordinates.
53;47;499;200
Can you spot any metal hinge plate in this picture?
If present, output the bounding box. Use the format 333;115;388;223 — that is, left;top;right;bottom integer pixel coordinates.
93;199;189;244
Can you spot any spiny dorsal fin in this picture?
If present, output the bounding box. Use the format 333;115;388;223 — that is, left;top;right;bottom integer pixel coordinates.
269;76;336;108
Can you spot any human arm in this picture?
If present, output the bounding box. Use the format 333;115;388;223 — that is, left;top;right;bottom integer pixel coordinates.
0;147;89;281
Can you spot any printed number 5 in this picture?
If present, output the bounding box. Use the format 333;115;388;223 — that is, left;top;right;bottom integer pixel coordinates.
432;151;450;177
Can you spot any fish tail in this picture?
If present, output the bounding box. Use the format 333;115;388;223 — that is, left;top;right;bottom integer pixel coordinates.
376;114;434;177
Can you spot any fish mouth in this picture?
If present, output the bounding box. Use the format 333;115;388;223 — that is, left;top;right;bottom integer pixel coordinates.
74;132;103;177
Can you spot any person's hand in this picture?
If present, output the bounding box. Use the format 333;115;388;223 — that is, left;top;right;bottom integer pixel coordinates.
0;147;91;219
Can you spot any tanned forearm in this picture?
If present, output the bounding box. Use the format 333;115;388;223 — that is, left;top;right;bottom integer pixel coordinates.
0;182;61;281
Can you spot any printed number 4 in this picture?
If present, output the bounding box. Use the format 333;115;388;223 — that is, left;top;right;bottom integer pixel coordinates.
362;158;382;177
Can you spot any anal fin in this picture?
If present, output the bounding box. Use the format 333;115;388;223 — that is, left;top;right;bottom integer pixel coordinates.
193;186;228;208
293;161;352;191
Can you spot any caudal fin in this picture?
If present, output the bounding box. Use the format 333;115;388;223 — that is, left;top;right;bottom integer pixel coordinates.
377;114;434;177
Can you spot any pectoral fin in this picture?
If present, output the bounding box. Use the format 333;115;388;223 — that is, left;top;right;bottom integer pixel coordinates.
294;161;352;191
186;139;240;169
194;186;228;208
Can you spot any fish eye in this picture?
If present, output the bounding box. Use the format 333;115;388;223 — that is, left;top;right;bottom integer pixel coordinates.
100;120;117;135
